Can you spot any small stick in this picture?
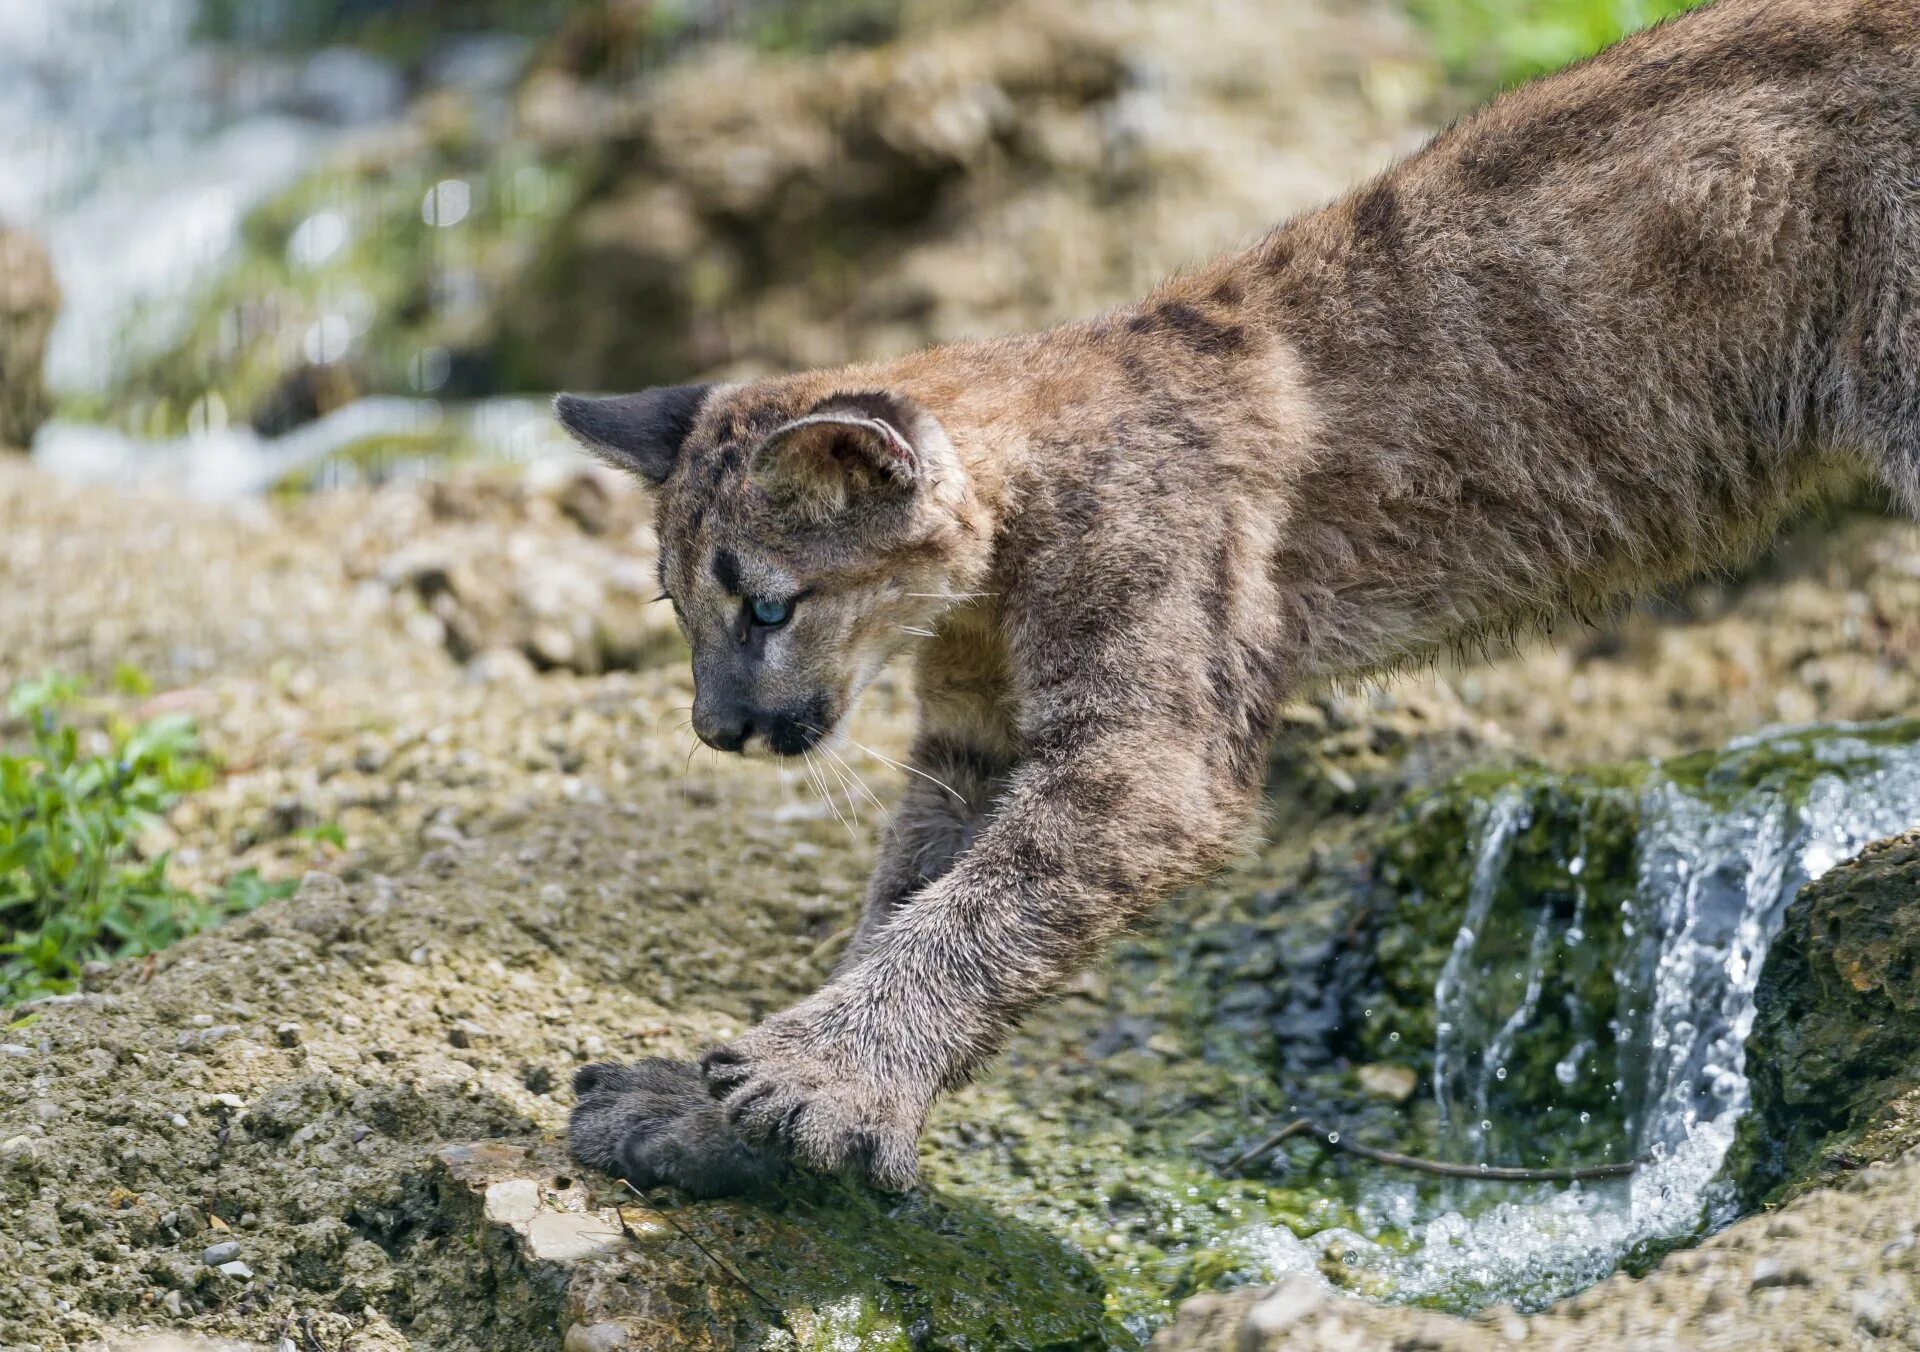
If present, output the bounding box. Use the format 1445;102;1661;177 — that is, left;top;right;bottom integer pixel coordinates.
1223;1118;1641;1182
619;1180;791;1329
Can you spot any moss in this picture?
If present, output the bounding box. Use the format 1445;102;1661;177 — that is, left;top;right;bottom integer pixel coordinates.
119;132;592;438
1362;768;1646;1165
633;1178;1129;1349
1655;718;1920;808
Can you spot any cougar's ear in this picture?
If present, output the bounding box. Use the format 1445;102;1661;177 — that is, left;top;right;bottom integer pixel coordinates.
553;383;714;485
750;391;934;519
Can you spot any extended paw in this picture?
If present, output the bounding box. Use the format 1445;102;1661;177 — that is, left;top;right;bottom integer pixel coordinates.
699;1023;924;1192
567;1058;786;1198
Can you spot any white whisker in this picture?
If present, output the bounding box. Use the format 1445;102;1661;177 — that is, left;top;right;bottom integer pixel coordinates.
803;750;852;834
818;740;888;817
840;733;968;805
816;748;861;825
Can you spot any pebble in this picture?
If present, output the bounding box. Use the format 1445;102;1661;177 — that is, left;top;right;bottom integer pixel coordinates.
216;1260;254;1280
202;1240;240;1265
1748;1256;1813;1291
296;870;348;905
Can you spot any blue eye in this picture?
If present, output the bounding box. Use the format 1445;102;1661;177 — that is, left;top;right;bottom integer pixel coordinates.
749;596;792;627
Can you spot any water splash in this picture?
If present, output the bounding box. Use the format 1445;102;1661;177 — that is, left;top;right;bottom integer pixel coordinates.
1244;722;1920;1312
0;0;364;392
1430;785;1529;1151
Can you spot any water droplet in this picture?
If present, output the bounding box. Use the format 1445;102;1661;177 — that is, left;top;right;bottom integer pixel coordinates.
1327;1132;1340;1144
1480;1120;1491;1132
1388;1031;1401;1043
1495;1067;1508;1081
422;178;472;228
1579;1111;1590;1124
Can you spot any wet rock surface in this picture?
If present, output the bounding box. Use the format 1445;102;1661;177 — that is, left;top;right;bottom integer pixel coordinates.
1737;829;1920;1204
1151;1146;1920;1350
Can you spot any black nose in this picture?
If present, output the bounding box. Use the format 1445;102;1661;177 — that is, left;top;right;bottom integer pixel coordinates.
693;709;751;752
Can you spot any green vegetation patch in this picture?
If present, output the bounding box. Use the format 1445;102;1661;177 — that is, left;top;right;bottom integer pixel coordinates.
0;672;294;1004
1407;0;1705;99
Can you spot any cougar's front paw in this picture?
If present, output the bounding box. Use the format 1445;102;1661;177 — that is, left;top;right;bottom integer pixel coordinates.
567;1058;787;1198
700;1018;926;1192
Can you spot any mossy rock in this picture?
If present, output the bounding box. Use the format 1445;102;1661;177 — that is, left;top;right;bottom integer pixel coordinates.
1733;829;1920;1205
1360;768;1646;1165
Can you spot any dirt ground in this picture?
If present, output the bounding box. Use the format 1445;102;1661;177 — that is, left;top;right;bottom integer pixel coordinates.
3;455;1920;1349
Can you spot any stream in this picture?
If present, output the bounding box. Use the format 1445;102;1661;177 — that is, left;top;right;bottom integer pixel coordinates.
1250;721;1920;1313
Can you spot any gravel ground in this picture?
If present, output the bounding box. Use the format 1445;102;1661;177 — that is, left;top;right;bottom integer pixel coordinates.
4;459;1920;1349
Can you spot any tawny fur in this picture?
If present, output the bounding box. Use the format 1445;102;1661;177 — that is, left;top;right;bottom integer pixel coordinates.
562;0;1920;1194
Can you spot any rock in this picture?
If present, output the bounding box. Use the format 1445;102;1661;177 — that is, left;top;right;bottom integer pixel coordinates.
215;1260;253;1280
0;226;56;449
201;1240;241;1265
1736;830;1920;1203
294;870;348;905
1355;1063;1416;1102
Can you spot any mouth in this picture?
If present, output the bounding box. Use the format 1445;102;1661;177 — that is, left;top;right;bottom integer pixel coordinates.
767;717;829;759
693;695;838;758
723;714;832;760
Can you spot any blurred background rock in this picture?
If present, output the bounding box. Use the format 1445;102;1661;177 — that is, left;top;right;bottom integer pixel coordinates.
0;0;1690;488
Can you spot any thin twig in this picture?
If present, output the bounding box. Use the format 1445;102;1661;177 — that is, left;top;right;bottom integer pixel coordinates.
1222;1118;1641;1183
619;1180;792;1329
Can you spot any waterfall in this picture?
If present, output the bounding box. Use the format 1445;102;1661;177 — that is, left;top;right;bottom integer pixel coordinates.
0;0;348;393
1277;722;1920;1312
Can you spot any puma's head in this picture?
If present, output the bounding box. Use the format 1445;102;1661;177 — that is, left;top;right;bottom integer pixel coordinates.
555;377;986;757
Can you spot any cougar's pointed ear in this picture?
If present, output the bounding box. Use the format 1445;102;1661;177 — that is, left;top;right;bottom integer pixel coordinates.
750;391;932;519
553;383;714;485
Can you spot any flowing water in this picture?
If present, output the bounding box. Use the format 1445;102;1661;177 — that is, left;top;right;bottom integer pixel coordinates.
1235;722;1920;1312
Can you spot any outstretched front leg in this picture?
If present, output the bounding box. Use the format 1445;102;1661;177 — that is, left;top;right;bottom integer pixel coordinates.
569;660;1016;1191
700;685;1270;1190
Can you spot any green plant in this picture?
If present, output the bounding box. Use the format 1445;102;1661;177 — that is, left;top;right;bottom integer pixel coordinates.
0;673;295;1005
1408;0;1705;97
